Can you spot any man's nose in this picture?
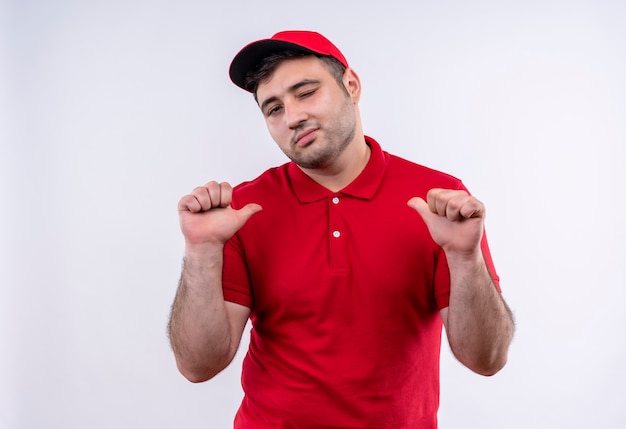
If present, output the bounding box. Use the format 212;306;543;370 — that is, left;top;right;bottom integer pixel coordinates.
284;102;308;129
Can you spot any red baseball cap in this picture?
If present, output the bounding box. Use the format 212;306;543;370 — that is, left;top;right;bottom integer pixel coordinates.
228;30;349;92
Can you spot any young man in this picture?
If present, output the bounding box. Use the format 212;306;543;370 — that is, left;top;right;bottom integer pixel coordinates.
169;30;514;428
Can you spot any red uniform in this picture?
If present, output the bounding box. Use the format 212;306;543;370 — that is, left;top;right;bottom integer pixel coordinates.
223;136;500;428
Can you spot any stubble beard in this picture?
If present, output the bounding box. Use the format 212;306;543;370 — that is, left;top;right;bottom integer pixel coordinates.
289;128;355;169
285;100;357;170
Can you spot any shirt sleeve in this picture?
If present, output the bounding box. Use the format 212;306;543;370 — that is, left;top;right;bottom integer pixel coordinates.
433;181;502;310
222;233;253;308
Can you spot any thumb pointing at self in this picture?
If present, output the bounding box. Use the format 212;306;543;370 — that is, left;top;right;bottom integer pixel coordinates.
407;197;432;222
237;203;263;223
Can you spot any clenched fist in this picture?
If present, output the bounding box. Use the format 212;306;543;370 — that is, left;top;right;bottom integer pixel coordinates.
408;188;485;257
178;181;262;247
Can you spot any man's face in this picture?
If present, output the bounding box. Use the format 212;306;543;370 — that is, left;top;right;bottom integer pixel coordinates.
255;56;357;170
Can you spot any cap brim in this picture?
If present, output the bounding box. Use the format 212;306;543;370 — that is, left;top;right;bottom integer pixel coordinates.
228;39;318;92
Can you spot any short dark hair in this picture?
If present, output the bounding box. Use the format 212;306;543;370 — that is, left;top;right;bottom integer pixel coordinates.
244;51;347;99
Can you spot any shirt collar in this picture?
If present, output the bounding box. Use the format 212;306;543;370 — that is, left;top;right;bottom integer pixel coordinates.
287;136;389;203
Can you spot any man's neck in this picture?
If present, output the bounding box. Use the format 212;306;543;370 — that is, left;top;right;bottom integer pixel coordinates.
300;136;371;192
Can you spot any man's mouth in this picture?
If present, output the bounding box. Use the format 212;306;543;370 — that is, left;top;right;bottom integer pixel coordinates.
294;128;318;147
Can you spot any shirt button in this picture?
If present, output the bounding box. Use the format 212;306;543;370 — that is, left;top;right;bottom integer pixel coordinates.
332;196;340;204
332;230;341;238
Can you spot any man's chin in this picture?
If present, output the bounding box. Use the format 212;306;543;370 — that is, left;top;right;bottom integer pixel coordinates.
291;155;328;170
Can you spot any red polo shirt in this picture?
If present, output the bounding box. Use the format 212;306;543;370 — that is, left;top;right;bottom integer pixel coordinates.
223;136;500;428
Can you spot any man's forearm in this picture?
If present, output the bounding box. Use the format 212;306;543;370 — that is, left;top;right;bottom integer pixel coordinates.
168;246;235;382
444;252;514;376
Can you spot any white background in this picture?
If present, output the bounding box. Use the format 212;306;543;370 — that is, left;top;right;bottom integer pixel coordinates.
2;0;625;428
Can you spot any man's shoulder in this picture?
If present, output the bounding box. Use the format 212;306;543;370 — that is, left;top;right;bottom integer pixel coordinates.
231;162;292;204
367;136;463;188
386;151;463;188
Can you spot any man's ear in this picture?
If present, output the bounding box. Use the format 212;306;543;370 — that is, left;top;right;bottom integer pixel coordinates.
342;68;362;103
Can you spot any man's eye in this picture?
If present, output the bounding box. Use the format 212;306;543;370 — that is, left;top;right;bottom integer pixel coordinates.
299;89;316;98
267;105;282;116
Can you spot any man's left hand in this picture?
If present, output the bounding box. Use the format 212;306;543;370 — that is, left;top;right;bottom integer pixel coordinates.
407;189;485;257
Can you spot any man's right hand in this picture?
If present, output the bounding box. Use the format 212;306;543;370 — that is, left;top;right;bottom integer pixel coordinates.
177;181;262;248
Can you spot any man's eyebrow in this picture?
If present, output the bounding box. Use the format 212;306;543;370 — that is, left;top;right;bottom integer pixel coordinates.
289;79;321;92
260;96;279;113
259;79;321;112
